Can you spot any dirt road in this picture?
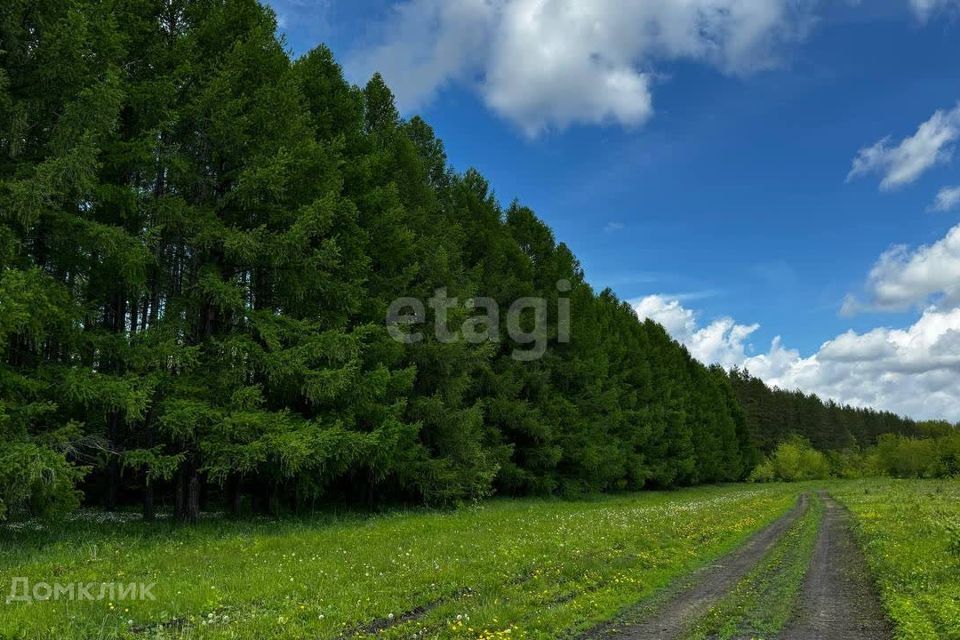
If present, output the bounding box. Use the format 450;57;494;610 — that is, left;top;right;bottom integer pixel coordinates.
584;494;809;639
779;492;892;640
586;491;893;640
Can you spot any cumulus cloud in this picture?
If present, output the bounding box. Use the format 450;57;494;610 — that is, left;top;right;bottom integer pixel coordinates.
633;295;760;369
635;223;960;421
931;185;960;212
843;224;960;313
848;104;960;190
345;0;498;112
634;296;960;422
348;0;813;134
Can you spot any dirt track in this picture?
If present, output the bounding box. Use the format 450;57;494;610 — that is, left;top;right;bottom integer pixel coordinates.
779;492;892;640
585;494;809;640
586;491;893;640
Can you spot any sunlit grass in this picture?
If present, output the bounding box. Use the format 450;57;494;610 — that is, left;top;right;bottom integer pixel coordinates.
0;485;802;639
831;478;960;640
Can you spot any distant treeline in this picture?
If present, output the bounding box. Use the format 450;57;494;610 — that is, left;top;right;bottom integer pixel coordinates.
731;369;958;483
0;0;950;524
727;369;930;454
749;431;960;483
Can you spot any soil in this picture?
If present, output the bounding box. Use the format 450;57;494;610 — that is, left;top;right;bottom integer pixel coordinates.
586;490;894;639
778;491;893;640
583;494;809;640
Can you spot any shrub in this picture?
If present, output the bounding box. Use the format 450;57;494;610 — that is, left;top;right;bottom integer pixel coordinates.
0;442;86;521
873;433;960;479
749;437;830;482
748;458;776;483
946;520;960;558
826;449;868;479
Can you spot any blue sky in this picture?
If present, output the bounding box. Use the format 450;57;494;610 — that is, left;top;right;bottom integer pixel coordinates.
265;0;960;421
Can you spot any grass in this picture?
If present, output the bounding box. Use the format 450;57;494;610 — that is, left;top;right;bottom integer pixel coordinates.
0;484;801;640
830;478;960;640
684;492;823;640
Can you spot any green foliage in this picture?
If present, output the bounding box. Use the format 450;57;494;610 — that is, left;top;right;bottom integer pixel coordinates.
0;441;85;521
729;368;923;454
871;432;960;479
749;437;831;482
825;449;871;479
947;519;960;558
10;0;934;520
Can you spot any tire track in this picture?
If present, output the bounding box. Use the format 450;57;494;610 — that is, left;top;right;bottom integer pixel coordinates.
778;491;892;640
584;493;809;640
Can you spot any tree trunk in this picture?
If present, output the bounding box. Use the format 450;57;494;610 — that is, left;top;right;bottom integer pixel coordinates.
269;482;281;517
174;466;185;520
185;470;201;523
105;438;120;512
228;475;243;518
142;477;155;522
175;462;201;523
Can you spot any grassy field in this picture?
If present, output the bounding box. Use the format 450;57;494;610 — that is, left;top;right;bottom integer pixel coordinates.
0;485;801;640
4;479;959;640
832;479;960;640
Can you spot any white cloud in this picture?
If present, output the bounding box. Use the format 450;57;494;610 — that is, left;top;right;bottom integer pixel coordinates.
635;223;960;422
910;0;960;21
270;0;331;33
345;0;498;112
848;105;960;190
843;224;960;313
931;185;960;212
633;295;759;369
348;0;813;134
634;296;960;422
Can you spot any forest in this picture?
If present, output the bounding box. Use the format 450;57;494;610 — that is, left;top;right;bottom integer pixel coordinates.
0;0;950;524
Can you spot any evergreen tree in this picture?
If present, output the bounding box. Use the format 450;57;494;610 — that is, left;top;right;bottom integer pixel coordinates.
0;0;933;522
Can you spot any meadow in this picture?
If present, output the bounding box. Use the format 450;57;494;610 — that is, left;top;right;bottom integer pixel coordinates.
3;480;959;639
832;479;960;640
0;485;801;639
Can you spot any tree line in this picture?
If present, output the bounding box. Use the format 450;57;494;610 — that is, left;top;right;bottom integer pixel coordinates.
727;368;929;454
0;0;949;523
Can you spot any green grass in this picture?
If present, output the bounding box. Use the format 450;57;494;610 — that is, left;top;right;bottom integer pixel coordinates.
0;485;801;640
830;479;960;640
684;492;823;640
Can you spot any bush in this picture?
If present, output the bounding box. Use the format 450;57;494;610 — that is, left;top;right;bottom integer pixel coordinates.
748;458;776;483
826;449;869;479
0;442;86;521
749;437;830;482
872;433;960;479
947;520;960;558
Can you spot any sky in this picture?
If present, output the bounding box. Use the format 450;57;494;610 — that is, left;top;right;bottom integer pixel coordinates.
265;0;960;422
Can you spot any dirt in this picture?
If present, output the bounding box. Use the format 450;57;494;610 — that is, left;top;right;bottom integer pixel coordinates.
583;493;809;640
335;586;475;639
779;492;893;640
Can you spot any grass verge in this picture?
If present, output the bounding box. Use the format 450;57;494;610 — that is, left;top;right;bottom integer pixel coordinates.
830;478;960;640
